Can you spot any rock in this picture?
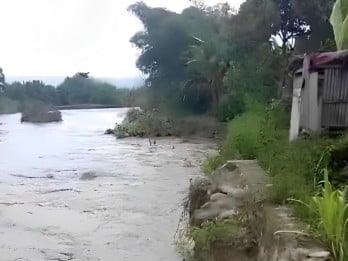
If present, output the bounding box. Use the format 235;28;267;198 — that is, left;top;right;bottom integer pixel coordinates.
210;192;228;201
219;186;248;199
219;209;237;219
192;192;243;224
290;248;330;261
104;129;114;135
189;178;211;221
208;162;244;195
188;160;331;261
115;132;130;139
80;171;98;180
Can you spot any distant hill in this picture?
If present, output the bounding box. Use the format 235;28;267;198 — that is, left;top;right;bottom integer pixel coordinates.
6;76;145;88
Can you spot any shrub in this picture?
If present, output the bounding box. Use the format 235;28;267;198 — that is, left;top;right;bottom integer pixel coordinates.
293;170;348;261
202;155;224;175
221;102;266;160
0;95;19;114
215;94;245;122
114;108;177;137
190;220;238;251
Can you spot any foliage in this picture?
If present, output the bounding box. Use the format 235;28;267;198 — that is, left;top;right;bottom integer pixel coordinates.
223;45;281;105
273;0;311;52
227;0;279;52
330;0;348;50
3;76;132;111
221;100;266;160
294;170;348;261
202;155;224;175
114;108;177;138
56;76;123;106
20;101;62;123
215;94;245;122
6;81;58;105
189;219;237;251
183;36;228;107
128;3;189;92
212;100;348;202
291;0;335;53
128;0;336;115
319;38;337;52
128;2;229;113
0;95;19;114
312;171;348;261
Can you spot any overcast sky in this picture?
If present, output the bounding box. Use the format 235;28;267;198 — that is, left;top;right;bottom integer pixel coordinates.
0;0;244;78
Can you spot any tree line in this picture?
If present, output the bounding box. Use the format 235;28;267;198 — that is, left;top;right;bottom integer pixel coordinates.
128;0;335;120
0;73;139;112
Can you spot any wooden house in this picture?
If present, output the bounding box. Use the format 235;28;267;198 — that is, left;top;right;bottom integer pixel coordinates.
289;50;348;141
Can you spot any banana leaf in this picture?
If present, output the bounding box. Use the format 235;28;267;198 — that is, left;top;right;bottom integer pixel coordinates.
330;0;348;50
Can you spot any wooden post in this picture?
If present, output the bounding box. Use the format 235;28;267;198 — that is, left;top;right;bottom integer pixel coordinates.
289;74;303;141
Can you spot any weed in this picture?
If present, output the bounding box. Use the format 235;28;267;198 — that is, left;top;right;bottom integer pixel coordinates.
202;156;224;174
189;219;238;251
292;170;348;261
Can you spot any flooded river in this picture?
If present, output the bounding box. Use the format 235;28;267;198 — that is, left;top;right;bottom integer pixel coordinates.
0;109;214;261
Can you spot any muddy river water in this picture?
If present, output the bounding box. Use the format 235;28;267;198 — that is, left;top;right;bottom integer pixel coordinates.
0;109;215;261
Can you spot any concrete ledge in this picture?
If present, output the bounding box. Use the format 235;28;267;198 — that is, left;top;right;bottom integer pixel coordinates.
189;160;331;261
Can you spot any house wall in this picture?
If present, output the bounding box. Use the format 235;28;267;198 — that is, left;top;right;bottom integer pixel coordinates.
300;72;320;132
322;68;348;128
289;71;321;141
289;75;303;141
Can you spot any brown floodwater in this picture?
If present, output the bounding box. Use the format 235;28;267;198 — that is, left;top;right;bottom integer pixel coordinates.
0;109;215;261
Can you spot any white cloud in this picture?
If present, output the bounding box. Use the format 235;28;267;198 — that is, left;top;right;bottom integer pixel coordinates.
0;0;244;78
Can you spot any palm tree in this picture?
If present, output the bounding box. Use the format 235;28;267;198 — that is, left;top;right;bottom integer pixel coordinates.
183;36;228;108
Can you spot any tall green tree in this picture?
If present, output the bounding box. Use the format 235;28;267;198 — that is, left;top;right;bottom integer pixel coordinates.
293;0;335;53
226;0;279;53
271;0;311;53
6;81;58;105
56;75;122;105
128;2;190;95
184;37;228;107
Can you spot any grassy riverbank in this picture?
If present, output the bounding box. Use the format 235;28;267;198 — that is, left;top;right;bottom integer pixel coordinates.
199;99;348;260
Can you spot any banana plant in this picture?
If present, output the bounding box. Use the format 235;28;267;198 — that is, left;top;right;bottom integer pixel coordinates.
330;0;348;50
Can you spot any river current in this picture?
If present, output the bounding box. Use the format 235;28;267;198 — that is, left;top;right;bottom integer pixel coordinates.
0;109;213;261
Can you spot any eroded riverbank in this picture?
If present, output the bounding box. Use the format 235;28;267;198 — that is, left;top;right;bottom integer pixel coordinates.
0;109;216;261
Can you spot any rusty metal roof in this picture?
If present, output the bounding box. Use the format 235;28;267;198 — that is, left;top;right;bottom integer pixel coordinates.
289;50;348;73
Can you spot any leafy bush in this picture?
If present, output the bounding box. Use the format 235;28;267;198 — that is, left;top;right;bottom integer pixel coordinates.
215;94;245;122
115;108;177;137
293;170;348;261
313;171;348;261
330;0;348;50
190;220;238;251
210;99;348;203
221;101;266;160
202;155;224;175
0;95;19;114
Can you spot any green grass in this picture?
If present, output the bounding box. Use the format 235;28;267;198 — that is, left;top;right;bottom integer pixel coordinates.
190;219;238;251
202;155;224;175
206;99;348;203
199;98;348;258
221;110;264;159
292;170;348;261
